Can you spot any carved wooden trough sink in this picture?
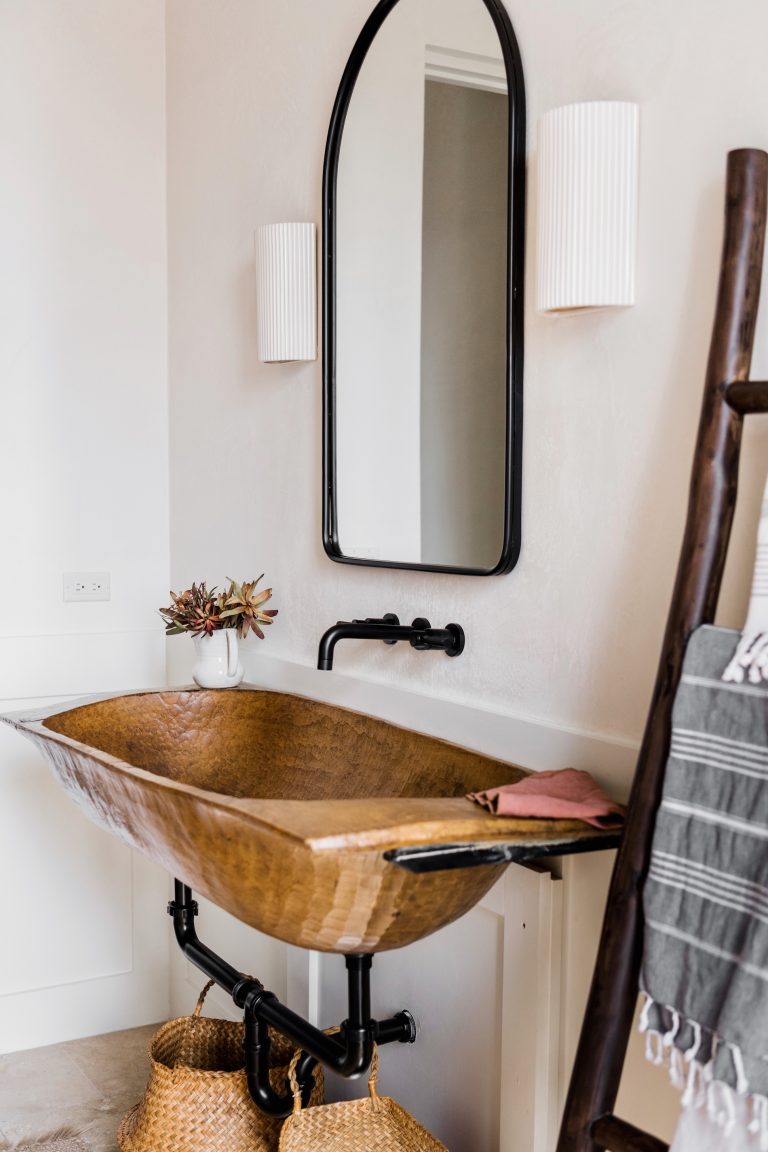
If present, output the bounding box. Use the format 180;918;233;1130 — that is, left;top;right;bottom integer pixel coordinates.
6;687;620;953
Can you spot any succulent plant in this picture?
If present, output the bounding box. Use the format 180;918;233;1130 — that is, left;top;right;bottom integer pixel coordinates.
219;576;278;639
159;582;223;637
159;577;278;640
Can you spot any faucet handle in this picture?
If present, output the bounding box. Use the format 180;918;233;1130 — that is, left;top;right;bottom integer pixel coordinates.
409;618;432;650
444;623;465;658
351;613;400;645
351;614;400;626
409;619;465;658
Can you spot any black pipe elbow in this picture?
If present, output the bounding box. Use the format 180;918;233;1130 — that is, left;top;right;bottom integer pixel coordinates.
254;990;374;1078
169;885;245;991
244;1006;317;1118
333;1026;374;1077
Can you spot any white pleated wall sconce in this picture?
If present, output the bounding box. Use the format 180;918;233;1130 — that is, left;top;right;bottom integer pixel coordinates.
256;223;317;362
537;101;639;313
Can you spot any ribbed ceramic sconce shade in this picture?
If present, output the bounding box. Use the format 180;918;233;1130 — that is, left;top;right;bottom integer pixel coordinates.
256;223;317;362
537;102;639;313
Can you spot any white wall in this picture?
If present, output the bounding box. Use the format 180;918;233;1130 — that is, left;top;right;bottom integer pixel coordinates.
2;0;762;1129
0;0;171;1051
165;0;768;1142
166;0;768;752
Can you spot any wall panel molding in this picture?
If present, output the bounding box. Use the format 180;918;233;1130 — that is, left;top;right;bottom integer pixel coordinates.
0;629;165;701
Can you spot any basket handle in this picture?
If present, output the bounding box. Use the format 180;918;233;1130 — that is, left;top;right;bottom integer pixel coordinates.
368;1044;381;1103
193;979;216;1017
193;974;253;1018
287;1034;380;1114
287;1047;304;1113
287;1027;340;1114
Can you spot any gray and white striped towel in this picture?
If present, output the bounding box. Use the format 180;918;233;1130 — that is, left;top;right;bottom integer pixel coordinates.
641;625;768;1144
724;479;768;684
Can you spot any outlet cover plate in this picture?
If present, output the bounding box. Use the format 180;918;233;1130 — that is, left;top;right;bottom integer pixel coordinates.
63;571;111;602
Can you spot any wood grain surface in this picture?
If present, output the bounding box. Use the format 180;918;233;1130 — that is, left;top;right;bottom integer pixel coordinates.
8;685;618;953
556;148;768;1151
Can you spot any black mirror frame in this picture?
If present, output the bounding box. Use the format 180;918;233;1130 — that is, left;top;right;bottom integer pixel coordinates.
322;0;526;576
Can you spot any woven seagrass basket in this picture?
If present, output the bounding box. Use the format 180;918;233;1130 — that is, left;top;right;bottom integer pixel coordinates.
118;981;323;1152
279;1044;447;1152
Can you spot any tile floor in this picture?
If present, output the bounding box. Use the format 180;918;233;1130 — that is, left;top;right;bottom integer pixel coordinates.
0;1023;158;1151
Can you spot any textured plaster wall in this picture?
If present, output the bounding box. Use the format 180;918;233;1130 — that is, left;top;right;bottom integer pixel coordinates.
0;0;171;1050
1;0;170;642
165;1;768;1140
166;0;768;753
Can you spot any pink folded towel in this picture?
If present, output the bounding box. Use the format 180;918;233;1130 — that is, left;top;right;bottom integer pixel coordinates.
467;768;624;829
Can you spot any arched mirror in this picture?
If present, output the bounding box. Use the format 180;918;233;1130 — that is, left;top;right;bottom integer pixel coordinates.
323;0;525;575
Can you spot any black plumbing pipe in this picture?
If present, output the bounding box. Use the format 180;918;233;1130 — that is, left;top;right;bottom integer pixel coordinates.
168;881;416;1117
347;952;371;1029
247;957;374;1077
169;883;245;992
243;999;317;1115
246;985;373;1075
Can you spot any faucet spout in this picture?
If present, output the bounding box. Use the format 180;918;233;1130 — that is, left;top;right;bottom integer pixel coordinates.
317;614;464;670
317;618;413;670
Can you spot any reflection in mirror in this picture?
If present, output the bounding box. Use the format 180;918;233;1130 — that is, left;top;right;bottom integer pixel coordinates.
420;75;507;568
327;0;523;574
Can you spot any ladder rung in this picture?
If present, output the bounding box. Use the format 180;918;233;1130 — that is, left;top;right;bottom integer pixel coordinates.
591;1114;669;1152
726;379;768;413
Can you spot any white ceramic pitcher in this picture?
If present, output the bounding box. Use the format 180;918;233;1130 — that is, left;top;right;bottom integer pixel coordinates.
192;630;244;688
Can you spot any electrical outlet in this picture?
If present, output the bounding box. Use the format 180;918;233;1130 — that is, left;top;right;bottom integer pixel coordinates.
63;571;111;602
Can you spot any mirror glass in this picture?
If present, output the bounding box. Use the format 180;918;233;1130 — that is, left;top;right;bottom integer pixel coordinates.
325;0;523;574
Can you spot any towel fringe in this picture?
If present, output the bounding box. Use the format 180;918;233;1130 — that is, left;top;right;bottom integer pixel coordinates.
748;1094;768;1152
645;1027;665;1066
681;1055;702;1108
639;992;653;1034
669;1044;686;1091
707;1078;737;1135
723;629;768;684
662;1008;681;1048
731;1043;750;1096
685;1019;702;1064
641;999;768;1142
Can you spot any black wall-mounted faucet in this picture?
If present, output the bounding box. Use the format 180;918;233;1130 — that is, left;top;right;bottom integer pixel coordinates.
317;613;465;671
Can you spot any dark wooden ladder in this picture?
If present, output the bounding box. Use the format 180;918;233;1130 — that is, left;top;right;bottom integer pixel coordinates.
556;148;768;1152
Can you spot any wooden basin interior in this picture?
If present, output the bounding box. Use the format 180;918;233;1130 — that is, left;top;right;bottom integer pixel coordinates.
42;689;523;802
24;687;622;953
